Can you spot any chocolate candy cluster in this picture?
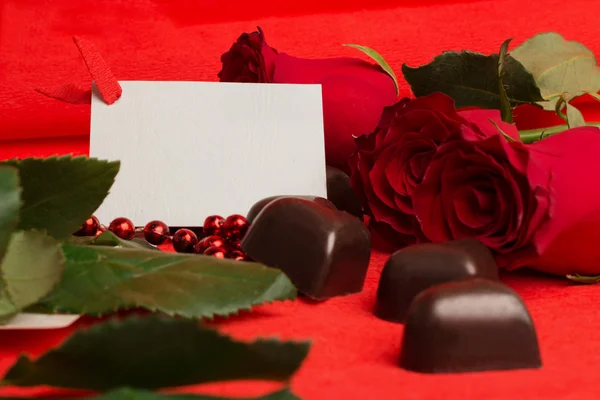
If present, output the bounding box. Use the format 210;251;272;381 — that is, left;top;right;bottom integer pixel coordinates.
243;166;542;374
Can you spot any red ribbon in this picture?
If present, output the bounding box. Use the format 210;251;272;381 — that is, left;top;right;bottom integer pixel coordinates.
35;36;122;105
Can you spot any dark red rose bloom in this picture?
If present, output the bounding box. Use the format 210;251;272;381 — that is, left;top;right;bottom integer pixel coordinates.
218;27;278;83
413;127;600;275
348;93;518;246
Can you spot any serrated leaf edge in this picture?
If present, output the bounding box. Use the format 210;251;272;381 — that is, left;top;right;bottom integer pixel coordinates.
402;50;544;105
4;314;312;373
43;246;297;319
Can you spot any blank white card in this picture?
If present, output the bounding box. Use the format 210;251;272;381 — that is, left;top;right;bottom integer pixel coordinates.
90;81;327;227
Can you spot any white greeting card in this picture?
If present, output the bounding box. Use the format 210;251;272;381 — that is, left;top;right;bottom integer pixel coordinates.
0;313;79;330
89;81;327;226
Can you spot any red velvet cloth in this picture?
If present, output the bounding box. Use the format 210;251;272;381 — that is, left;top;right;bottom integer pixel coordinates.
1;0;600;398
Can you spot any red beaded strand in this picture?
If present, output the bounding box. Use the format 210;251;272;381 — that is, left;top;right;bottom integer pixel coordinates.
143;220;170;245
172;229;198;253
203;215;225;236
108;217;135;240
73;214;252;261
204;246;227;258
222;214;250;241
73;216;100;237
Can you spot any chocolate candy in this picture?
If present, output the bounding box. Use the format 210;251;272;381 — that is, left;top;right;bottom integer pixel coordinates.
246;196;335;224
399;279;541;373
375;239;498;323
326;166;363;220
241;197;371;300
246;167;363;223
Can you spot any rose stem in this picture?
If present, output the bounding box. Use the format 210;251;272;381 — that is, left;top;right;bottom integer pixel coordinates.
519;122;600;144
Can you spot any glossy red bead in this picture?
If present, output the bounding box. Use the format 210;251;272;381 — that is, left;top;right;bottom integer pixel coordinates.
204;246;227;259
74;216;100;237
194;235;226;254
221;214;250;241
143;220;170;245
227;240;242;251
203;215;225;236
108;217;136;240
172;229;198;253
95;225;107;236
229;249;249;261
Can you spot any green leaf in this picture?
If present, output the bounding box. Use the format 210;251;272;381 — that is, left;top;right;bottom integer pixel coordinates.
0;313;17;324
554;96;568;122
344;44;399;95
0;167;21;262
498;39;514;123
70;230;158;250
566;102;586;128
402;50;544;109
0;231;64;317
0;156;120;240
567;274;600;284
511;32;600;111
553;95;586;128
38;244;296;318
31;387;302;400
1;315;310;390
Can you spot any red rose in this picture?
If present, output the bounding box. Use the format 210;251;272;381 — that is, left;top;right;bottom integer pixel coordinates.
348;93;518;245
413;126;600;274
273;54;397;171
218;27;278;83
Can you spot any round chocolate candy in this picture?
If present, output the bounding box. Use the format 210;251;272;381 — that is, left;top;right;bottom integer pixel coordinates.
374;238;498;323
399;279;541;373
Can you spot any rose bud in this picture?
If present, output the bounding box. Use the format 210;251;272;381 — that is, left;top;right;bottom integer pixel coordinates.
218;27;278;83
273;54;397;171
413;126;600;275
348;93;519;246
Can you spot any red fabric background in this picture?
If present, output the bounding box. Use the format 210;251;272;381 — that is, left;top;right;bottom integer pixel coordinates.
2;0;600;398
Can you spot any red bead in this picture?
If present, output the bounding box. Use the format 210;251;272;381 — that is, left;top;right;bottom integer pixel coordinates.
203;215;225;236
229;249;249;261
172;229;198;253
143;220;170;245
204;246;227;259
194;235;226;254
227;240;242;251
95;225;107;236
108;217;135;240
73;216;100;237
221;214;250;241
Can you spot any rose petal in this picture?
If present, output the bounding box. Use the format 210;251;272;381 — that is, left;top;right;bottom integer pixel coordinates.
414;137;532;255
413;152;454;242
385;110;450;144
453;185;495;230
274;53;395;91
370;144;401;210
409;92;459;116
522;127;600;274
385;134;435;194
458;109;520;142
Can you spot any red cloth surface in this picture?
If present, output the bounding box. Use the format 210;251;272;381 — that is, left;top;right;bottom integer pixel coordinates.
2;0;600;399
